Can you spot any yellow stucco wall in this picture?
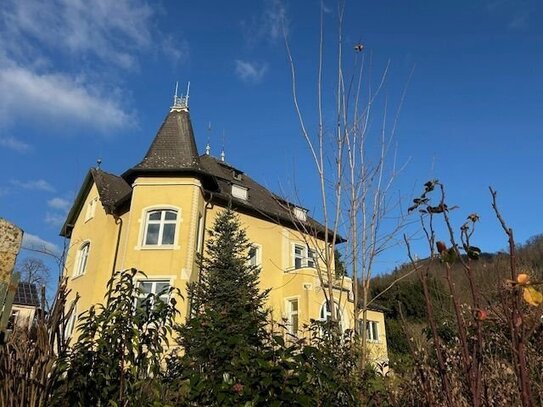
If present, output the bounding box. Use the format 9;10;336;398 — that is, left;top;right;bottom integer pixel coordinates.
63;175;388;363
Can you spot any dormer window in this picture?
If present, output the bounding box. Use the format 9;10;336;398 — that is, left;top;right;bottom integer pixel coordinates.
233;170;243;181
293;206;307;221
85;197;98;222
232;184;248;201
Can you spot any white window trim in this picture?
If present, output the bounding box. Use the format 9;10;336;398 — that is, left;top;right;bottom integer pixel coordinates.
136;205;182;250
247;243;262;266
196;213;205;254
65;303;77;338
293;207;307;221
232;184;248;200
285;297;300;336
134;276;175;309
291;242;317;270
319;300;344;330
85;197;99;222
73;241;90;278
364;320;380;343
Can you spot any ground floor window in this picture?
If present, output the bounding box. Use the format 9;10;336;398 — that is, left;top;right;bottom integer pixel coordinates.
286;298;299;335
360;320;379;342
135;280;171;310
320;300;343;331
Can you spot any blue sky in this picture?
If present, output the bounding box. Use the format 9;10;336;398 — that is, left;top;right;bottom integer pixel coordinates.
1;0;542;282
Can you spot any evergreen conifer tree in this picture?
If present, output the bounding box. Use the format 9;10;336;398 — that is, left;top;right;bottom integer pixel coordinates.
177;208;269;384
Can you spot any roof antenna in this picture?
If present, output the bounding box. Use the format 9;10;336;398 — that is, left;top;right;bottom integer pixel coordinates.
220;129;225;162
205;121;211;155
171;81;190;112
96;158;102;169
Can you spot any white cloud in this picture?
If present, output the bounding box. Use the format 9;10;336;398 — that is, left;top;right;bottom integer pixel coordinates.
22;233;60;256
47;197;71;211
1;0;153;69
44;212;66;227
264;0;289;41
0;135;30;153
161;35;190;66
235;60;269;83
0;66;133;132
0;0;186;133
242;0;289;46
10;179;55;192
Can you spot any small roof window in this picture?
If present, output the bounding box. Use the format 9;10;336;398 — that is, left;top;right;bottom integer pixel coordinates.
232;184;248;201
293;207;307;221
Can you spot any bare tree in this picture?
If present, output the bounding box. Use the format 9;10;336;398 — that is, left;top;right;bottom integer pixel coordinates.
282;0;410;369
16;257;50;288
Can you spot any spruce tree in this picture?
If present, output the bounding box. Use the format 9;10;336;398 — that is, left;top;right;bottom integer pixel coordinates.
177;208;269;386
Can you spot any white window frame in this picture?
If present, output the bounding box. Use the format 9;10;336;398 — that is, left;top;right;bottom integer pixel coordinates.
134;278;173;310
73;241;90;278
65;303;77;338
364;320;380;342
293;207;307;221
293;244;305;269
307;247;316;268
292;243;317;270
85;197;98;222
8;309;19;330
142;209;179;247
286;297;300;336
196;213;205;254
247;243;262;266
232;184;248;200
320;300;343;331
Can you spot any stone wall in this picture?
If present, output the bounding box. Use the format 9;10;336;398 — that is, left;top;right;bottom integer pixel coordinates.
0;218;23;284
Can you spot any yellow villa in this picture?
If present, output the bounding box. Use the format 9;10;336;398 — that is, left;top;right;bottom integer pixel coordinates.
60;94;388;364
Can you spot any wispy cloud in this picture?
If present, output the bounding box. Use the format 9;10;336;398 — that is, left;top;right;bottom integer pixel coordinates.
485;0;534;31
235;60;269;83
0;135;31;153
0;0;187;133
508;10;530;30
47;197;71;211
46;197;71;226
10;179;55;192
44;212;66;227
1;0;154;69
0;65;133;132
241;0;289;47
22;233;60;256
161;35;190;66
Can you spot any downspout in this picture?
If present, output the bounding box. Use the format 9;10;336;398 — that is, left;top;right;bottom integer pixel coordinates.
111;215;123;277
198;190;213;284
106;215;123;302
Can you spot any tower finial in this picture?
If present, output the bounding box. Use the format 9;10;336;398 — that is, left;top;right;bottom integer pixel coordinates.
205;121;211;155
220;129;225;162
171;81;190;112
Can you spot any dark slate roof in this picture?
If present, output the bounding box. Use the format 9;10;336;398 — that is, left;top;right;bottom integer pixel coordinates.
13;282;40;307
199;155;344;242
91;168;132;214
132;109;200;170
60;169;132;237
61;107;343;243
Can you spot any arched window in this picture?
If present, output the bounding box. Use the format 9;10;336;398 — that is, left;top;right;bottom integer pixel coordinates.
74;242;90;277
65;303;77;338
143;209;178;246
320;300;343;330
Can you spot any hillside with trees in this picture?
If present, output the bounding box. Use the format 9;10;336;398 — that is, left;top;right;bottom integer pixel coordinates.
371;234;543;370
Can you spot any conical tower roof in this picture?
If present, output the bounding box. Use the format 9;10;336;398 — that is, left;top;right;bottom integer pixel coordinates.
133;109;200;170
